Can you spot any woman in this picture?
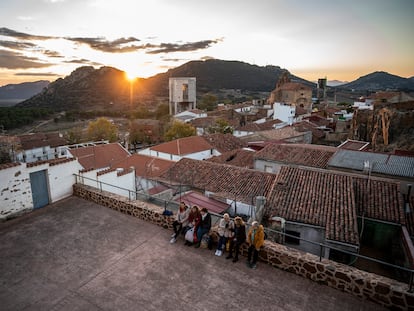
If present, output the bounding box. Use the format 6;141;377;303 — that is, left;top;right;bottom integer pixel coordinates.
246;221;265;269
184;205;201;246
226;216;246;262
195;207;211;248
170;202;189;243
215;213;234;256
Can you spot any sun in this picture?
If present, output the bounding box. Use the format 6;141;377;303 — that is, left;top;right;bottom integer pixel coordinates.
125;71;137;81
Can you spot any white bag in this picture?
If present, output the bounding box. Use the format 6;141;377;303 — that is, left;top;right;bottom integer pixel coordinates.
185;227;194;243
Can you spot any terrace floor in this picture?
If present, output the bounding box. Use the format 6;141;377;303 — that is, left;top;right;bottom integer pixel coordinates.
0;196;386;311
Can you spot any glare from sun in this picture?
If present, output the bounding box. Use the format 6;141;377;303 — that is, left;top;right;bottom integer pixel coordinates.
125;71;137;81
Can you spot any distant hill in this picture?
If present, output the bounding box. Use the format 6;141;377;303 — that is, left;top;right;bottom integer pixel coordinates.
0;80;49;106
144;59;312;96
18;66;130;111
17;60;309;111
338;71;414;91
15;61;414;111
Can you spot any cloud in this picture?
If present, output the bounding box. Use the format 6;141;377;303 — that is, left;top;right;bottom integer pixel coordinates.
0;50;52;69
43;50;64;58
0;40;37;50
146;39;221;54
63;58;102;66
0;27;55;40
67;36;142;53
14;71;58;76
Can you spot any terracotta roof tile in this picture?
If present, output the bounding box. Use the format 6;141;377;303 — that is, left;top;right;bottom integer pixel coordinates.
206;148;255;169
202;133;247;153
69;143;129;170
113;154;175;178
236;119;283;132
0;162;21;170
149;136;213;156
18;132;67;149
254;143;337;169
159;158;277;205
240;127;310;143
26;157;76;167
265;167;359;245
353;176;404;224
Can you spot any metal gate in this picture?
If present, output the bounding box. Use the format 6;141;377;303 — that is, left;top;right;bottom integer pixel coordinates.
30;170;49;209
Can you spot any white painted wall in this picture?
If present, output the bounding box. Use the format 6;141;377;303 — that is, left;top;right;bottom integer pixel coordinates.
139;148;217;161
78;168;136;199
273;102;296;125
48;160;83;202
0;164;32;219
0;159;83;220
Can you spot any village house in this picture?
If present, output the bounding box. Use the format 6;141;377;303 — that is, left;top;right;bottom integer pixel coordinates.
253;143;337;173
138;135;218;161
2;132;68;163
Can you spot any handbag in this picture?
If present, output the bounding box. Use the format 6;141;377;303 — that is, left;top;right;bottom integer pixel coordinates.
185;227;194;243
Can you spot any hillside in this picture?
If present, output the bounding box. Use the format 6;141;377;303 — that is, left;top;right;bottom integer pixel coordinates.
18;67;131;111
338;71;414;92
17;60;308;111
144;59;312;95
0;80;50;106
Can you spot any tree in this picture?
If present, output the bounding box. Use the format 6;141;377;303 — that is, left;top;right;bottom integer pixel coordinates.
198;93;217;111
164;121;196;141
66;127;83;144
208;118;233;134
87;117;118;142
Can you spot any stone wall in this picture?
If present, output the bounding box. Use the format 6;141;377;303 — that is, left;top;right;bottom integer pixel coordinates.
73;184;414;310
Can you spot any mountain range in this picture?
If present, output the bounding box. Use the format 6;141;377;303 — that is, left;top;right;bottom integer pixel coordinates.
1;59;413;110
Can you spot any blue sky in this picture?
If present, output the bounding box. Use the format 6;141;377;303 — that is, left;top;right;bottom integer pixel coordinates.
0;0;413;86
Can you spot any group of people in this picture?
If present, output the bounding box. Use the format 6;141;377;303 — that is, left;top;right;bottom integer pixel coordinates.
170;202;211;248
170;202;265;269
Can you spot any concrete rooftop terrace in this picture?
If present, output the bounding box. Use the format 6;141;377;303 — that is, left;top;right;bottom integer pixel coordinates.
0;196;386;311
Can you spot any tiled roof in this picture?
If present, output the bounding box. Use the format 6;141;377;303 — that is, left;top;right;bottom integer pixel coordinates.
202;133;247;153
178;191;230;214
353;176;404;225
18;132;67;150
0;162;21;171
113;154;175;178
149;136;213;156
240;127;307;142
293;120;325;139
69;143;130;170
26;157;76;167
206;148;255;169
189;116;217;128
159;158;277;205
337;139;370;151
265;167;359;245
236;119;282;132
254;143;337;169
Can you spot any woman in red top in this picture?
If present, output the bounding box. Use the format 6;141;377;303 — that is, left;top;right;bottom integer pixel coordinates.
185;205;201;246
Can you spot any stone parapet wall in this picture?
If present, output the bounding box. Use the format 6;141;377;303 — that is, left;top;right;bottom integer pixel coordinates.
73;184;174;229
73;184;413;310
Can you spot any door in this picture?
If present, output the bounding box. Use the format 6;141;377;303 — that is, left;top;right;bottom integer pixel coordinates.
30;170;49;209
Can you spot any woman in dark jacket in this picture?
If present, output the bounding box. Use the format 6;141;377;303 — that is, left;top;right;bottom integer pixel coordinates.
226;216;246;262
195;207;211;248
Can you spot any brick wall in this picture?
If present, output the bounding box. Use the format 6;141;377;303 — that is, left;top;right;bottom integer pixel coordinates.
73;183;414;310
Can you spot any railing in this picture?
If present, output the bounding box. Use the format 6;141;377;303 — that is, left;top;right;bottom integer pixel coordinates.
73;174;414;292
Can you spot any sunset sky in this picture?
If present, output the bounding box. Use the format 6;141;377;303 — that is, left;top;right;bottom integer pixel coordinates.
1;0;413;86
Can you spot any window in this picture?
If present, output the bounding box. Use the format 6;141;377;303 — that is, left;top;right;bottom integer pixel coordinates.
264;165;273;173
182;83;189;101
